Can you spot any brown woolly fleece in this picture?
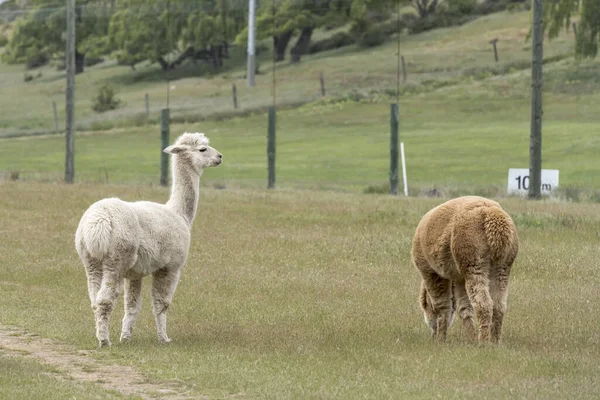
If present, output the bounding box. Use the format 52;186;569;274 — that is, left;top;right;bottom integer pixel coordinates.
411;196;518;343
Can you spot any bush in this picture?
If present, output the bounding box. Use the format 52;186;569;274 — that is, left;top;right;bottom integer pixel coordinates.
358;25;387;48
410;11;474;34
91;85;122;113
448;0;477;14
0;34;8;48
23;72;34;82
379;17;411;36
308;32;355;54
25;52;49;70
84;56;104;67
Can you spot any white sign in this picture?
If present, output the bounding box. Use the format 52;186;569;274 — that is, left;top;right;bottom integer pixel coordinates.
507;168;559;195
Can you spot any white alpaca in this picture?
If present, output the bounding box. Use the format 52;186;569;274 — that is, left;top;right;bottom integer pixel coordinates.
75;132;222;348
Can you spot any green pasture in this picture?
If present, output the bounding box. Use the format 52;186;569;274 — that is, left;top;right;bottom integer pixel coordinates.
1;182;599;399
2;82;600;195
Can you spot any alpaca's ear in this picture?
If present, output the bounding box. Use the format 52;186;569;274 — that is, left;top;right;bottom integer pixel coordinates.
163;145;185;154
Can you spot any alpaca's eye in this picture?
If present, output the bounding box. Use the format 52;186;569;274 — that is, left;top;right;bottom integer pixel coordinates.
199;148;207;152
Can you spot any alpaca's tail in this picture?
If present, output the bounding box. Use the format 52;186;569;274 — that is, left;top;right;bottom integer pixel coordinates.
483;206;518;263
78;209;112;259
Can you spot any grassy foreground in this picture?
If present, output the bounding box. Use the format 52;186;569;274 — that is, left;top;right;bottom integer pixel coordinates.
0;356;123;400
1;182;599;398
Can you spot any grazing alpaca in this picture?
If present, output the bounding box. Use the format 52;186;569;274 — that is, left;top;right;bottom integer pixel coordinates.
75;132;222;347
411;196;518;343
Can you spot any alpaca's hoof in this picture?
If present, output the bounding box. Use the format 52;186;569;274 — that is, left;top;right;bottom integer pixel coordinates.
158;337;172;344
120;335;131;343
98;339;112;348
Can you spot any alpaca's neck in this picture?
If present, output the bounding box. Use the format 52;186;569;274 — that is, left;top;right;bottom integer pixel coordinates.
166;159;202;227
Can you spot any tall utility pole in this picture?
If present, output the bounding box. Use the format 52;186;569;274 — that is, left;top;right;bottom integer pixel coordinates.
529;0;543;199
65;0;76;183
247;0;256;87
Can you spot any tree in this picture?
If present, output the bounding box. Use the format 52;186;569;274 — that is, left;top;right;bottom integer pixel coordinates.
236;0;398;63
545;0;600;58
2;0;113;72
108;0;240;71
412;0;439;18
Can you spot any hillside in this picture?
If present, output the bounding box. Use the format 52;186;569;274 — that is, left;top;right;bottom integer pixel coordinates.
1;9;599;198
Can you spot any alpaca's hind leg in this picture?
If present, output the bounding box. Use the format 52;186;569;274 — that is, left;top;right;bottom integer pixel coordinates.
464;272;493;343
151;267;181;343
94;267;122;348
120;278;143;342
490;265;511;343
94;249;136;348
421;272;453;342
83;256;103;310
454;281;477;341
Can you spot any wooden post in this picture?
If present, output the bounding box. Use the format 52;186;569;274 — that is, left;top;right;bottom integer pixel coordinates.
319;72;326;97
529;0;543;200
160;109;170;187
145;93;149;121
490;38;499;62
64;0;75;183
232;83;238;109
401;55;407;83
572;22;577;38
52;101;58;132
389;103;399;195
267;107;276;189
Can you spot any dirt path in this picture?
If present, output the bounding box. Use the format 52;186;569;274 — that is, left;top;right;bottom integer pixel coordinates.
0;324;201;400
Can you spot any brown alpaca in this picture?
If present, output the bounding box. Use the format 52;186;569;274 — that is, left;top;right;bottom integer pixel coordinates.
411;196;518;343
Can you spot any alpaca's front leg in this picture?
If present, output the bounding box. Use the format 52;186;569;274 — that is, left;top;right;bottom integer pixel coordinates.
120;278;143;342
151;268;181;343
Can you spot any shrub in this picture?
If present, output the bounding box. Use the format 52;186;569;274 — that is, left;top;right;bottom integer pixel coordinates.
23;72;34;82
25;52;49;70
410;11;474;34
84;56;104;67
379;18;410;36
448;0;477;14
0;34;8;48
91;85;122;113
308;32;355;54
358;25;387;48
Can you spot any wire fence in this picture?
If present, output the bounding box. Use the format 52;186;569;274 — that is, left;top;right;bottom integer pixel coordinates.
0;1;590;194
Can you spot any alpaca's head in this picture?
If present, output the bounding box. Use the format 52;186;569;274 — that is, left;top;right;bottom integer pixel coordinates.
419;281;455;336
163;132;223;173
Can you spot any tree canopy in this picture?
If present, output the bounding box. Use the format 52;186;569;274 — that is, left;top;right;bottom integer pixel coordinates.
545;0;600;58
3;0;407;71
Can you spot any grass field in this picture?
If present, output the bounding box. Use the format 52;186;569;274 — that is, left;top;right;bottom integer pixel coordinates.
1;6;600;399
1;182;599;399
0;355;123;400
2;81;600;195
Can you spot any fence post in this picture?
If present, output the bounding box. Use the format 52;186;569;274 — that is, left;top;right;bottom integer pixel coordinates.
401;55;407;83
145;93;150;121
320;72;326;97
490;38;499;62
64;0;75;184
389;103;399;195
267;107;276;189
529;0;543;199
572;22;577;38
52;101;58;132
232;83;238;109
160;109;170;187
